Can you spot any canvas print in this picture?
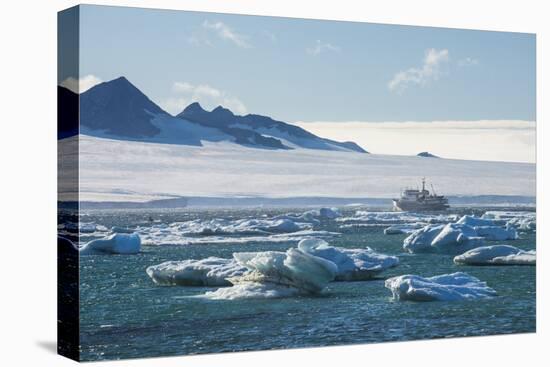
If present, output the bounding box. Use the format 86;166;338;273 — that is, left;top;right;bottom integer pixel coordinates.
57;5;536;362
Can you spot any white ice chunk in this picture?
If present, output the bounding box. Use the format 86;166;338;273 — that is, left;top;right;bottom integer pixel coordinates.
146;257;247;286
457;215;499;227
200;248;337;300
319;207;341;219
166;218;309;236
453;245;536;265
233;248;337;293
430;223;485;254
402;224;445;253
79;233;141;255
385;272;497;301
473;226;517;241
404;223;485;254
482;211;536;232
273;210;320;226
298;238;399;280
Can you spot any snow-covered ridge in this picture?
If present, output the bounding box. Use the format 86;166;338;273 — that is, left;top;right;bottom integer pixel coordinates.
75;76;366;153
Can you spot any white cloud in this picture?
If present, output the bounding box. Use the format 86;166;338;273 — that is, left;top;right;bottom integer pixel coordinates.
295;120;535;163
388;48;450;92
201;20;251;48
160;82;248;115
306;40;341;55
59;74;102;93
458;57;479;67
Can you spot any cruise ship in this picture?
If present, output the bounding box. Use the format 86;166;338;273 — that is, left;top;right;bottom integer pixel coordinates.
392;178;449;212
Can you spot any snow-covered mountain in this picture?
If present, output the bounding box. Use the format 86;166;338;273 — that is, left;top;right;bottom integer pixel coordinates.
77;76;367;152
177;102;367;152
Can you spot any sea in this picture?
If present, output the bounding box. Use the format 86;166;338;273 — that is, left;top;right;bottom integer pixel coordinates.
75;206;536;361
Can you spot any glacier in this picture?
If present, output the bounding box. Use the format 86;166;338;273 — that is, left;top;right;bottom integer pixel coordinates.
453;245;536;266
385;272;497;301
64;135;535;204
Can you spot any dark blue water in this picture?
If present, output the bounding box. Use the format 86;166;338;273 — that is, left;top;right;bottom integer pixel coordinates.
78;208;536;361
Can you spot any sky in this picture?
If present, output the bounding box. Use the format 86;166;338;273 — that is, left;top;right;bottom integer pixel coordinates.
62;5;536;162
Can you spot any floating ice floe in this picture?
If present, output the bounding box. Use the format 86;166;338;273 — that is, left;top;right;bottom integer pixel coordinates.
138;227;339;246
456;215;499;227
319;207;342;219
79;222;109;233
403;215;519;254
385;272;497;301
199;248;337;300
146;257;247;286
338;211;458;225
79;233;141;255
297;238;399;280
472;225;517;241
482;211;536;232
273;211;320;226
274;207;341;224
453;245;536;266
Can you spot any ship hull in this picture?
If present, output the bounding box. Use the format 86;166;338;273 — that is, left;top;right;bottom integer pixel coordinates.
392;199;449;212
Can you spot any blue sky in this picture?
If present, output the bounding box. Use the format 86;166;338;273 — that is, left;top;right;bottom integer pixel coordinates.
59;5;536;162
73;4;535;123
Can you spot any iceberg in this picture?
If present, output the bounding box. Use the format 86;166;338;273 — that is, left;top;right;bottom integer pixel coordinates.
457;215;499;227
473;225;517;241
273;210;321;226
338;211;458;226
165;218;309;236
79;233;141;255
402;224;446;253
482;211;536;232
453;245;536;266
429;223;485;254
319;207;341;219
199;248;337;300
297;238;399;280
385;272;497;301
404;216;520;254
146;257;247;286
